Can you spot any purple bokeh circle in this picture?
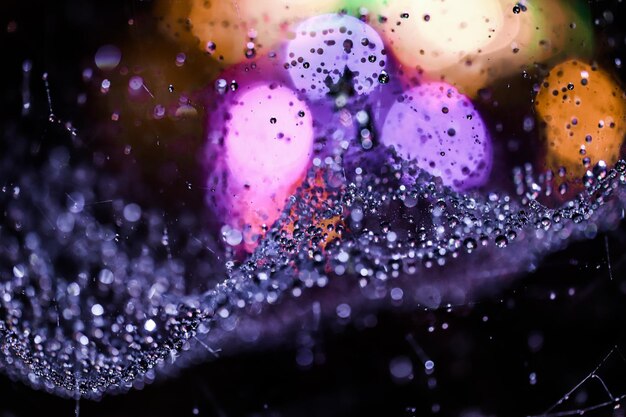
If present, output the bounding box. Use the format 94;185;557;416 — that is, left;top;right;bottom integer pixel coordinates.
381;82;492;191
283;13;387;100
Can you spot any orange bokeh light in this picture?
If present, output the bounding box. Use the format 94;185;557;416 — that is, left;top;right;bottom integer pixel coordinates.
535;59;626;179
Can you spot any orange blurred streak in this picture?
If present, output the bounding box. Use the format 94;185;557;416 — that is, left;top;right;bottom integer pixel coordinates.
279;171;345;251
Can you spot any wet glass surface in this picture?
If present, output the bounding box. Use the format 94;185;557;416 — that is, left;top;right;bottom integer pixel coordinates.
2;1;626;415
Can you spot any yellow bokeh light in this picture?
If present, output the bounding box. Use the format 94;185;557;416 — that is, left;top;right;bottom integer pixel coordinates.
535;59;626;179
382;0;593;97
157;0;342;65
374;0;506;73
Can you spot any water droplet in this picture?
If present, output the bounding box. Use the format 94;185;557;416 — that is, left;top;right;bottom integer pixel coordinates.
123;203;142;222
215;78;228;94
389;356;413;381
495;235;508;248
12;265;25;278
94;45;121;71
144;319;156;332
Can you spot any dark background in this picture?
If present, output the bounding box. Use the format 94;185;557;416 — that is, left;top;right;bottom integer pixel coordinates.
2;1;626;416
